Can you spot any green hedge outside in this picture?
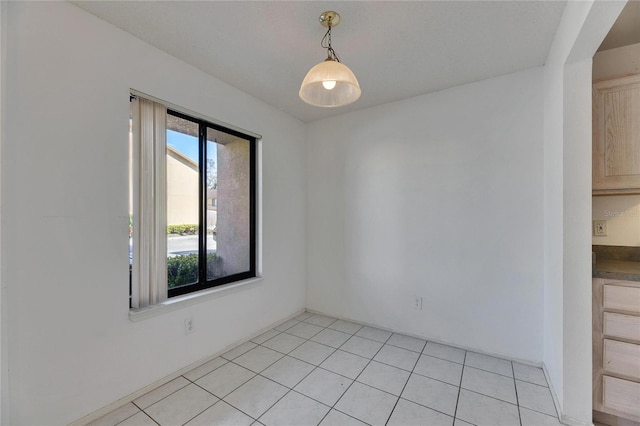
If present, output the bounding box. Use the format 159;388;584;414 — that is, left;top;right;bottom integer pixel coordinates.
167;224;198;235
167;253;223;288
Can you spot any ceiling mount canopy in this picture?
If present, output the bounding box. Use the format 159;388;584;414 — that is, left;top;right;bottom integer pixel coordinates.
299;11;361;108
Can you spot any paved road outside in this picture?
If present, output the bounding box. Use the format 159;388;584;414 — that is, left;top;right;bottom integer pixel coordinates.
129;235;217;261
167;234;216;256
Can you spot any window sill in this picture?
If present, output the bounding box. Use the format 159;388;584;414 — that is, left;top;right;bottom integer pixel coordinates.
129;277;263;322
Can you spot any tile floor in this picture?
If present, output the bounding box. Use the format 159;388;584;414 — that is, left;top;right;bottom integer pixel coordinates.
90;312;562;426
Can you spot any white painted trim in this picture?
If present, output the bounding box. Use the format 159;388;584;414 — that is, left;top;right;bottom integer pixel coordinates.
543;363;566;423
305;308;546;369
71;308;305;426
0;2;7;422
560;414;592;426
129;277;264;322
130;89;262;140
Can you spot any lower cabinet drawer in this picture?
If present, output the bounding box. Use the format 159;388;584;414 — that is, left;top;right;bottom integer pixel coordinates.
603;375;640;417
604;312;640;341
604;285;640;314
604;339;640;380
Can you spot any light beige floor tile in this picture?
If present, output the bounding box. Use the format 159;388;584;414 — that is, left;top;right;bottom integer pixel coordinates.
286;322;324;339
455;389;519;426
224;376;288;419
387;334;426;353
465;352;513;377
305;314;337;327
355;326;393;343
133;376;190;409
289;341;335;365
222;341;258;361
374;345;420;371
275;319;301;332
423;342;466;364
516;380;557;417
196;362;256;398
334;382;398;426
251;329;280;344
401;374;459;416
259;391;330;426
261;356;315;388
520;407;563;426
262;332;306;354
414;354;463;386
328;320;363;335
319;409;367;426
513;362;547;387
387;398;453;426
184;357;227;382
295;368;353;406
357;361;410;396
145;383;218;426
311;328;351;348
340;335;383;359
185;401;254;426
320;350;369;379
118;411;157;426
461;366;516;404
233;346;284;373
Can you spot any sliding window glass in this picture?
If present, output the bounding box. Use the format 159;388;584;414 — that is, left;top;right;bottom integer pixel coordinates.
129;96;256;306
166;110;256;297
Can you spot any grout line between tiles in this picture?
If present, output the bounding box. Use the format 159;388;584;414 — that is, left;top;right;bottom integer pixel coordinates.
512;361;523;426
315;329;394;425
107;314;549;426
171;396;219;426
258;319;340;425
111;406;156;426
452;349;467;423
382;336;424;426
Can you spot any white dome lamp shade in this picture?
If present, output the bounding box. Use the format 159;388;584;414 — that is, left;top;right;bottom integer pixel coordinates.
299;11;361;108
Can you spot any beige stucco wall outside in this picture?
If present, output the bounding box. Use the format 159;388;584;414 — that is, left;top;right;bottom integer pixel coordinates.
167;147;199;226
216;139;250;276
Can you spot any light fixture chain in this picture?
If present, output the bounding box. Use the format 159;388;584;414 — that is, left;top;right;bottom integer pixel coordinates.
321;26;341;62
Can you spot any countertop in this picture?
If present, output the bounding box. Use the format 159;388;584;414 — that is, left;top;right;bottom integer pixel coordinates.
593;245;640;281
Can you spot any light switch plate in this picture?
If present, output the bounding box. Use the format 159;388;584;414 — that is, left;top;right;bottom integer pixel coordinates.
593;220;607;236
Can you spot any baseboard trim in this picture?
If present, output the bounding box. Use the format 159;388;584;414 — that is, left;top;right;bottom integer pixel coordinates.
69;308;305;426
306;308;546;368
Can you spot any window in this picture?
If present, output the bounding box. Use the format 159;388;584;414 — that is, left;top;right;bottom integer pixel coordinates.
129;96;257;307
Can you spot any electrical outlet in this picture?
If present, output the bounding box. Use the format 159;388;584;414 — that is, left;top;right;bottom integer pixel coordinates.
593;220;607;236
413;296;423;310
185;317;194;335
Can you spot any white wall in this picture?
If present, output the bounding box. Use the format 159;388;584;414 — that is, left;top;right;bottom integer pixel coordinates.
3;2;306;424
543;1;626;424
307;68;545;362
0;1;5;422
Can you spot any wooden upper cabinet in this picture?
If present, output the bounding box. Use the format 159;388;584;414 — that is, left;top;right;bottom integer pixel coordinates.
593;74;640;194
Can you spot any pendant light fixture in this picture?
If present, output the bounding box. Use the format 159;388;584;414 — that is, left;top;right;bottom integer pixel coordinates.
299;11;361;108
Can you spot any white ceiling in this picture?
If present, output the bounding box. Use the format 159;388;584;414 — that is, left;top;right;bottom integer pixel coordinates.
73;1;567;123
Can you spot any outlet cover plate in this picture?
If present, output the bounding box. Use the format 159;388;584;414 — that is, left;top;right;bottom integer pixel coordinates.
413;296;423;310
593;220;607;237
185;318;194;335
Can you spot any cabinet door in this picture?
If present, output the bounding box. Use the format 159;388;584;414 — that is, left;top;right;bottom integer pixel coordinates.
593;75;640;192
